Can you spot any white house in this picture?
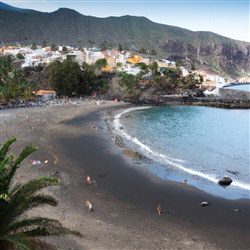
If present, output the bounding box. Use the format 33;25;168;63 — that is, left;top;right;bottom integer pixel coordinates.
181;66;189;77
215;76;226;87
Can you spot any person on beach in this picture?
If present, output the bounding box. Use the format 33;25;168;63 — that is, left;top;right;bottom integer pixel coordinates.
87;175;91;184
157;204;162;215
86;201;93;212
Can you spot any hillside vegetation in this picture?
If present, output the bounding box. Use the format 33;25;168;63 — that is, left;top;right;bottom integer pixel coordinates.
1;6;250;80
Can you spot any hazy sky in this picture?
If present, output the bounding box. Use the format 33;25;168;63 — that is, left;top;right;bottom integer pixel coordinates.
4;0;250;42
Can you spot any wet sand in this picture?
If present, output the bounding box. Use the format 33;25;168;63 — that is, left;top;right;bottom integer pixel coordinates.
1;101;249;249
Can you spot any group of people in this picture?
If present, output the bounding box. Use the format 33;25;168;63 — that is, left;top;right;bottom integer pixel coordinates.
85;174;162;215
86;176;94;212
85;202;161;215
85;202;162;214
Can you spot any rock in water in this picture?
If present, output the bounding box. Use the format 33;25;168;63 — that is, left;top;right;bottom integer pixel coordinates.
218;176;233;186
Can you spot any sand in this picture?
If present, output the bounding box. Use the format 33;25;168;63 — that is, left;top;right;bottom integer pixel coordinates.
1;100;249;250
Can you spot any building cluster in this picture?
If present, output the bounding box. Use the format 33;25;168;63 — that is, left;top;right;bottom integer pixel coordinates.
1;44;227;90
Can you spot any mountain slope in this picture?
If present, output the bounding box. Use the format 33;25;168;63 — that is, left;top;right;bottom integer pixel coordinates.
0;1;30;12
0;5;249;80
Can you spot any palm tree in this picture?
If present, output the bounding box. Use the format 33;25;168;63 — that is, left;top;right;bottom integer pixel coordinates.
0;56;36;104
0;137;81;250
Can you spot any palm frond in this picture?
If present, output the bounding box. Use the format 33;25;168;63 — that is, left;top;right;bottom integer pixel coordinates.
0;154;14;173
25;227;82;238
25;225;82;238
0;154;14;194
9;183;22;197
8;217;83;238
4;145;38;191
1;145;38;194
7;177;59;221
8;217;60;232
27;194;58;207
1;232;34;250
12;145;38;170
0;138;82;249
0;199;9;231
9;194;58;221
11;177;59;200
0;137;16;163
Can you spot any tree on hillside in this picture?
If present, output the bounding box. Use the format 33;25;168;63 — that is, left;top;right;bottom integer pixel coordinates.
161;67;183;89
190;63;196;71
51;44;57;51
175;59;182;68
0;137;81;250
31;43;37;50
116;71;139;96
149;61;159;76
99;41;108;51
87;40;94;49
181;73;202;89
80;62;98;95
41;40;47;48
123;42;129;51
0;55;13;78
16;53;25;60
150;50;157;56
138;48;146;54
48;59;82;97
95;58;107;70
136;62;148;71
118;43;123;52
48;59;109;96
0;56;36;103
62;46;68;54
134;62;149;79
2;70;35;102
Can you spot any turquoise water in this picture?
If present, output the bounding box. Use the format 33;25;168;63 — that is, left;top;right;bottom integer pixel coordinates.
114;106;250;200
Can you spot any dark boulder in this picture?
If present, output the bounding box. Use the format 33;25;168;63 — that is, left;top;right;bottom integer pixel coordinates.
218;176;233;186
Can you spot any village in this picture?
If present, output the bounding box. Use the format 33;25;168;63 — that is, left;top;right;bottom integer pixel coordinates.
1;43;229;100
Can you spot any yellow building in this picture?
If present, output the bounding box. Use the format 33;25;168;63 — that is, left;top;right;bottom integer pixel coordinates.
126;55;141;64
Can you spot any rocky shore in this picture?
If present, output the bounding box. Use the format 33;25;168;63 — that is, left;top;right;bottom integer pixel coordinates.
130;88;250;109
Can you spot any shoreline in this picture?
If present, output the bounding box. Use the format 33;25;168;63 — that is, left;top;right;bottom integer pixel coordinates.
1;101;249;249
109;105;250;200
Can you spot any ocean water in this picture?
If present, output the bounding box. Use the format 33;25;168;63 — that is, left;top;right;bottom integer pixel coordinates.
113;106;250;200
223;83;250;92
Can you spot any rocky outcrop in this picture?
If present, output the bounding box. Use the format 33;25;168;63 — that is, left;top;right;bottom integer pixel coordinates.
131;97;250;109
219;88;250;100
22;66;50;90
196;99;250;109
160;40;250;81
128;88;250;109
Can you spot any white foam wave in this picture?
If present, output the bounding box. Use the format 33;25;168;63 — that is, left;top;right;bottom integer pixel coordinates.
113;107;250;191
231;181;250;190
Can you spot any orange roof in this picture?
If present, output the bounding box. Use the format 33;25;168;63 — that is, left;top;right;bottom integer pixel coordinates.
1;45;19;50
36;90;56;95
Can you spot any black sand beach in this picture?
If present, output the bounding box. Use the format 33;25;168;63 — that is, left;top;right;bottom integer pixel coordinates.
1;101;249;249
56;106;250;249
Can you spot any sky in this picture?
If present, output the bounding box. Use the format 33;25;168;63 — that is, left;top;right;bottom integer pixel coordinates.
4;0;250;42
